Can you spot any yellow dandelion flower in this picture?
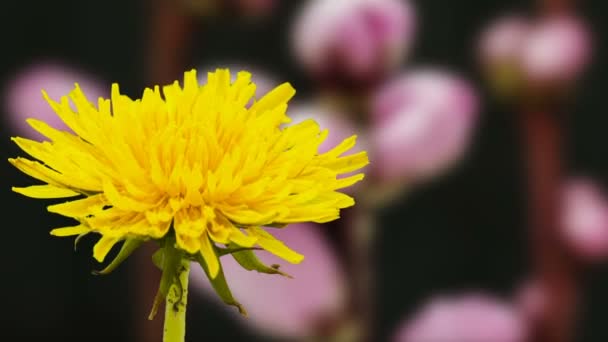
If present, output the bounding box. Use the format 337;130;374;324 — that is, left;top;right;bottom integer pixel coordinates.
9;68;368;341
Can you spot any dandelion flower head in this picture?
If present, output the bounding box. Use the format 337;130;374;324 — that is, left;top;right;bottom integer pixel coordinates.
9;69;369;278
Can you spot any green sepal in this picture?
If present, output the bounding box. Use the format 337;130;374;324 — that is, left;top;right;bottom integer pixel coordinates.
149;237;184;320
92;238;143;275
152;248;164;270
229;243;293;278
73;232;89;251
195;247;247;316
216;245;262;257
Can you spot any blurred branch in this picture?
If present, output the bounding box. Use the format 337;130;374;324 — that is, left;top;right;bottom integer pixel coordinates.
146;0;195;84
520;108;580;342
539;0;574;14
524;3;582;340
345;198;376;342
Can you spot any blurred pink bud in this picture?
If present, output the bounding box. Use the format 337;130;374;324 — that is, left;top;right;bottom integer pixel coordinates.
479;15;530;67
191;223;346;338
292;0;416;82
394;294;527;342
521;15;592;84
4;62;106;139
561;178;608;260
370;69;478;183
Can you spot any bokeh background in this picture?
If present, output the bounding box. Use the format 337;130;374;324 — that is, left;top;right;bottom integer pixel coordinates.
1;0;607;341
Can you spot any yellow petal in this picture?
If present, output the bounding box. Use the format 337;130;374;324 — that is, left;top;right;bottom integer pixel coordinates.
204;210;233;244
183;69;199;92
251;227;303;264
47;194;107;218
228;227;257;247
322;151;370;174
50;225;90;237
174;208;204;253
8;158;65;187
42;91;83;136
206;222;230;244
174;208;202;237
220;205;280;226
175;233;201;254
93;236;120;263
321;135;357;158
13;185;80;199
334;173;365;190
148;219;172;239
250;83;295;115
103;180;154;212
26;118;68;141
200;235;220;278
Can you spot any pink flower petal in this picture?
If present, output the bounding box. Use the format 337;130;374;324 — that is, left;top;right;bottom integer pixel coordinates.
479;14;531;66
521;15;592;84
394;293;527;342
370;69;478;183
190;223;346;338
4;61;106;139
292;0;416;81
561;178;608;260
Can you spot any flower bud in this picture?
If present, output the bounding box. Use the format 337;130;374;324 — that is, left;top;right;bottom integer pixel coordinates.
394;293;527;342
521;15;592;85
4;62;106;139
478;15;530;97
561;178;608;261
479;15;530;66
370;69;478;184
292;0;416;84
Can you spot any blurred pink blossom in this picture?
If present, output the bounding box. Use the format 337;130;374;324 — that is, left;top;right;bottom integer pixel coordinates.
4;62;106;139
292;0;416;82
479;15;530;67
521;15;592;84
394;293;527;342
370;69;478;183
190;223;346;338
561;178;608;260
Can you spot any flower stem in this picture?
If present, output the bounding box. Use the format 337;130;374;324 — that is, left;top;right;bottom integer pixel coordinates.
163;258;190;342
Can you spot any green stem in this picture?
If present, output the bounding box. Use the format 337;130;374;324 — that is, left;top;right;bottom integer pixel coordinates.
163;258;190;342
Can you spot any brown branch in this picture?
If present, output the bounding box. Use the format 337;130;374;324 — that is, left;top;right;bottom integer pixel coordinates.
146;0;195;85
538;0;575;14
520;108;579;342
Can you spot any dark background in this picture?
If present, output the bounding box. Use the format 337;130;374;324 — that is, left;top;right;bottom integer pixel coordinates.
1;1;607;341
